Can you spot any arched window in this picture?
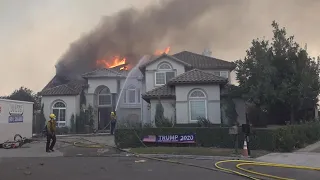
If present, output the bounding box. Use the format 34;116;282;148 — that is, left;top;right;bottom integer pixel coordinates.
188;89;207;121
124;85;140;104
98;87;112;106
52;101;66;127
155;62;175;85
158;63;172;70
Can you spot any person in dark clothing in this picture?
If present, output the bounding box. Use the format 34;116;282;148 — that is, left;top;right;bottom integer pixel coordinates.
46;114;57;153
110;112;117;135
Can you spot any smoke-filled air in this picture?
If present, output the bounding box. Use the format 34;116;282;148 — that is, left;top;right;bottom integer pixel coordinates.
2;0;320;95
56;0;248;77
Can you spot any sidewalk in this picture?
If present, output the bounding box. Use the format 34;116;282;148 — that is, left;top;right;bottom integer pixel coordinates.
256;141;320;167
0;141;63;158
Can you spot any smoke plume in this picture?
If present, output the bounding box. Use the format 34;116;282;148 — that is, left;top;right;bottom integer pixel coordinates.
56;0;247;77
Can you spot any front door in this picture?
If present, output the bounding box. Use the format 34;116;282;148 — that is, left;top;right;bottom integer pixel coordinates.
98;108;111;130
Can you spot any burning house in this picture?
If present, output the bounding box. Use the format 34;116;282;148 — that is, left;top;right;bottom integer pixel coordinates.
38;0;249;130
40;49;247;130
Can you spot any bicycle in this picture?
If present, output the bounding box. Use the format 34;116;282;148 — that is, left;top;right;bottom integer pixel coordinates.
2;134;28;149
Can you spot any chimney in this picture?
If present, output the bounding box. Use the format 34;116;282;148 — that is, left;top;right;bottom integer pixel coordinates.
202;48;212;57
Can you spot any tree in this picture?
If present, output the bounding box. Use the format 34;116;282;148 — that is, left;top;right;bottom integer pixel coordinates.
154;98;164;127
4;86;41;110
236;21;320;125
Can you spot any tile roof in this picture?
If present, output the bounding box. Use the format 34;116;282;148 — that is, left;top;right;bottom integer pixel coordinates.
139;53;192;70
172;51;236;70
40;81;86;96
168;69;228;85
41;75;70;92
142;85;175;102
82;68;125;78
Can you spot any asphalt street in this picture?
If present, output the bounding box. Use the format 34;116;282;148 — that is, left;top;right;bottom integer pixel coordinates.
1;136;319;180
0;157;245;180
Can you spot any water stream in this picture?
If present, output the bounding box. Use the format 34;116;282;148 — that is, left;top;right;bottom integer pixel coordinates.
115;55;149;112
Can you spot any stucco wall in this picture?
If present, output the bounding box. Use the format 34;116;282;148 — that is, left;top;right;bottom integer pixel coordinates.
175;84;221;124
150;99;175;125
88;78;118;94
117;76;142;109
0;99;34;143
117;108;141;123
145;57;185;92
41;95;78;127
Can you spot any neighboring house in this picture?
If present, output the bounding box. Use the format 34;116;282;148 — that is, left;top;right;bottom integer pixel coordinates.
40;50;246;129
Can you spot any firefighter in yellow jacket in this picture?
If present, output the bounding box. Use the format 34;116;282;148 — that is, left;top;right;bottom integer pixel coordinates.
46;114;57;152
110;112;117;135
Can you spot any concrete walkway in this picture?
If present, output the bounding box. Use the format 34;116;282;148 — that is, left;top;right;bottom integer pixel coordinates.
256;141;320;167
0;141;63;158
0;135;115;158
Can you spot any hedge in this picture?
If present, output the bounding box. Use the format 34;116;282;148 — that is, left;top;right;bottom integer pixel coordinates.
114;122;320;152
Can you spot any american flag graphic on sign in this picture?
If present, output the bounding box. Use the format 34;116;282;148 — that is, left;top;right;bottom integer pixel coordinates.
142;135;156;142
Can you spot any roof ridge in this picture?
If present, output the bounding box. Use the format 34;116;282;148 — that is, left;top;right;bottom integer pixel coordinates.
140;53;192;69
173;50;235;63
82;67;121;77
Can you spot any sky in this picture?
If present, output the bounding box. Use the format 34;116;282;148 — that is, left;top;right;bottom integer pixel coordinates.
1;0;320;95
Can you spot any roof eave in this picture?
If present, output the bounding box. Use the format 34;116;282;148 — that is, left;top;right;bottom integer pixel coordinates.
168;81;228;85
142;95;176;103
41;93;79;97
139;53;192;71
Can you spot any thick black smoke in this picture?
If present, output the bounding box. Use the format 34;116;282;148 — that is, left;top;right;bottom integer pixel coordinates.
56;0;246;77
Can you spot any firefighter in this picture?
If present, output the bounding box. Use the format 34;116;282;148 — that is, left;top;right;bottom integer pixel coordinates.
110;111;117;135
46;114;57;153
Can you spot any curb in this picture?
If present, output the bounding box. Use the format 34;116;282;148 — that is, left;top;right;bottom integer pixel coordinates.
32;133;112;138
126;153;254;161
56;133;112;137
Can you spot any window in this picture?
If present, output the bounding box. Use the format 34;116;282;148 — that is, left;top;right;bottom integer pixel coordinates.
98;87;111;106
52;101;66;127
124;85;141;104
219;71;228;78
155;62;175;85
213;71;229;78
159;63;171;70
189;89;207;121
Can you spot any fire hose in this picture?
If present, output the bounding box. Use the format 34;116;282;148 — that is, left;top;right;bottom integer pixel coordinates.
66;133;320;180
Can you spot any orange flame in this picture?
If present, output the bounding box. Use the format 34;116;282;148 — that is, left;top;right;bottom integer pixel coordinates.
120;66;128;71
96;56;126;68
154;47;171;56
96;47;171;70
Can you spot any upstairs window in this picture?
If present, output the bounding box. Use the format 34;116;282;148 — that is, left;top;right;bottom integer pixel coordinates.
213;71;229;79
124;85;141;104
155;62;175;86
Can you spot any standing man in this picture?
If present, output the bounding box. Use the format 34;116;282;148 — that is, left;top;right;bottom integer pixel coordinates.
110;112;117;135
46;114;57;153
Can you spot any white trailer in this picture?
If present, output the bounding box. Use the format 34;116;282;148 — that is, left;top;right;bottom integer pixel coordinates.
0;99;33;144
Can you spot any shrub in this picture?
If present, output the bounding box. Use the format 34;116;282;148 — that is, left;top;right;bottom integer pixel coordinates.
154;99;165;127
197;117;212;127
115;122;320;152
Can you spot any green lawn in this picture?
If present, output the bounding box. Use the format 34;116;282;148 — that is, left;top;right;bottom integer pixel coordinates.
129;147;269;158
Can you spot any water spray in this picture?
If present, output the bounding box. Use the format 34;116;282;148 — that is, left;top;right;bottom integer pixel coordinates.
114;55;149;112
